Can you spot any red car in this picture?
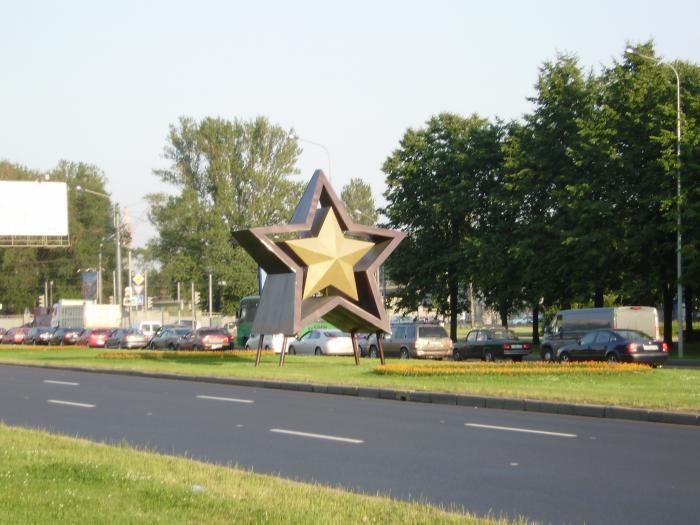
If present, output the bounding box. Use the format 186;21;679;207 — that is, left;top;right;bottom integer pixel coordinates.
87;328;114;348
1;326;30;344
176;328;231;350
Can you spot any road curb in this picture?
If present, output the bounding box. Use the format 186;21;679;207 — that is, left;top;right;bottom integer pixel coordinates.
3;361;699;426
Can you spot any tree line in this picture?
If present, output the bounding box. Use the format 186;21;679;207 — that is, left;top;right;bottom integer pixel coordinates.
382;42;700;345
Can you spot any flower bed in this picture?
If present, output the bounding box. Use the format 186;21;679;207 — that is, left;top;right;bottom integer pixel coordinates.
97;350;270;360
374;361;652;376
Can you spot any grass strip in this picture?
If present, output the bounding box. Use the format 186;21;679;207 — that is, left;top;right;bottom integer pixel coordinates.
0;423;521;525
1;347;699;412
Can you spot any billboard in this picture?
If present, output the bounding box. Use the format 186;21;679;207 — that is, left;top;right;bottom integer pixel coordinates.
81;271;98;300
0;181;69;236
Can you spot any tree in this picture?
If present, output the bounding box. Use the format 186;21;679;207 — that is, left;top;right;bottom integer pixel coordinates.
382;113;505;340
340;178;377;225
148;116;304;314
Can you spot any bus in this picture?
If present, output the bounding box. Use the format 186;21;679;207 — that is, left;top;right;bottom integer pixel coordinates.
235;295;259;347
235;294;337;348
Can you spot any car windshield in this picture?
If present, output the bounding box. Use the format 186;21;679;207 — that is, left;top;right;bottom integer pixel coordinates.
615;329;652;341
174;328;191;336
93;329;112;335
491;329;518;340
418;326;448;338
324;331;347;337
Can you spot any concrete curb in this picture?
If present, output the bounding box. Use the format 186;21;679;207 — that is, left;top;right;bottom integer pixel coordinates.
3;361;699;426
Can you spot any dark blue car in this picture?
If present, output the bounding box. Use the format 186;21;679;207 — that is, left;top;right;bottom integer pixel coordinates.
557;329;668;367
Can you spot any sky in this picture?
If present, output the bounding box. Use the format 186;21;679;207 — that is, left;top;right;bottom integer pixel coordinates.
2;0;699;247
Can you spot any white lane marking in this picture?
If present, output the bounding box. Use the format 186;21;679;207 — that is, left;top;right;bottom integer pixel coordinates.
465;423;577;438
270;428;364;444
196;395;254;404
43;380;80;386
47;399;95;408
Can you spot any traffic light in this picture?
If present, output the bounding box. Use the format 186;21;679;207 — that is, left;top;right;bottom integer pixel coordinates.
147;296;153;309
38;295;45;308
108;295;114;305
194;291;201;305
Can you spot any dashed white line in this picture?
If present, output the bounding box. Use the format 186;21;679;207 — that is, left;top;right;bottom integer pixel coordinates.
196;395;254;404
269;428;364;444
47;399;95;408
43;380;80;386
465;423;577;438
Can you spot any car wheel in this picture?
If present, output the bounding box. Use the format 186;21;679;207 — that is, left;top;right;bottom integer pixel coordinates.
264;345;270;350
453;349;462;361
288;346;296;355
606;352;618;363
652;363;663;369
168;343;175;350
369;345;378;359
314;347;322;356
483;349;495;362
542;347;555;362
559;352;571;363
245;344;250;350
399;347;410;359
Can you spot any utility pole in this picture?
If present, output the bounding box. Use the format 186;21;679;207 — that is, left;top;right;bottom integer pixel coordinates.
98;242;103;304
177;282;181;323
144;269;148;312
208;272;213;327
190;281;196;330
114;205;122;307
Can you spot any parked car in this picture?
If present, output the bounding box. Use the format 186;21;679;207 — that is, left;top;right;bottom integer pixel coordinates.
557;329;668;367
48;327;82;346
148;327;191;350
453;328;531;361
1;326;30;344
376;321;452;359
176;328;231;351
105;328;148;349
24;326;55;345
244;333;286;353
287;329;354;356
541;306;658;361
0;328;5;338
75;329;93;346
87;328;114;348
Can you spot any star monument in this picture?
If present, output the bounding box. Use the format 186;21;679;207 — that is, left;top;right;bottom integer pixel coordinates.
232;170;405;366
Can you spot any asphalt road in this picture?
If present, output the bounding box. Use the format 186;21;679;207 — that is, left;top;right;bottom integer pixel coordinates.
1;364;698;525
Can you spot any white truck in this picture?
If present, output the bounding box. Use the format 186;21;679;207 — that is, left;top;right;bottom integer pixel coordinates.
52;300;122;329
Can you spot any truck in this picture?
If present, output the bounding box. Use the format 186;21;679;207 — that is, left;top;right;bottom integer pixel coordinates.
540;306;659;361
51;300;122;329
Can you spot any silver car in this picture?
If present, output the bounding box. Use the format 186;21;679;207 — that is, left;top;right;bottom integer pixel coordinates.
288;329;354;356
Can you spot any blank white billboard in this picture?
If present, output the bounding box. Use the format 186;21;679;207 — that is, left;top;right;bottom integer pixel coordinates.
0;181;69;236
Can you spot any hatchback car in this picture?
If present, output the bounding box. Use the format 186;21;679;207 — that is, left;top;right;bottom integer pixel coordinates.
453;328;531;361
557;329;668;367
287;329;354;356
87;328;114;348
105;328;148;349
176;328;231;350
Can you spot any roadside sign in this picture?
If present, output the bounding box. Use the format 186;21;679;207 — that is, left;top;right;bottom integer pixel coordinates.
133;274;144;286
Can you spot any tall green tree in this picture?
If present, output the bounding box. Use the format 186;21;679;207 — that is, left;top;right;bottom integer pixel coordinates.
148;116;304;314
382;113;505;340
340;178;377;225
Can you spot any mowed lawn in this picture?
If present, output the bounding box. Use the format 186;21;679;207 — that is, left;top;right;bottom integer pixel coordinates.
1;346;700;412
0;424;516;525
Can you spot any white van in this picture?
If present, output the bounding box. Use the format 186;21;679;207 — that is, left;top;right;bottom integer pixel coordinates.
541;306;659;361
138;321;162;339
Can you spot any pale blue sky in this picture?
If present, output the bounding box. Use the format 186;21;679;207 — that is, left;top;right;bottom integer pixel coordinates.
2;1;698;246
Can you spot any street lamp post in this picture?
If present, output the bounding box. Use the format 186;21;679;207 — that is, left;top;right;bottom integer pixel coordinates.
625;48;684;357
76;186;123;309
291;133;331;179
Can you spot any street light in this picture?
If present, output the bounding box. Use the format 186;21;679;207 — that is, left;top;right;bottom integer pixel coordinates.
291;133;331;179
625;47;684;357
76;185;123;309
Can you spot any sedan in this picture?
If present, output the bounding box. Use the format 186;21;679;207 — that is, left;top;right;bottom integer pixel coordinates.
148;327;191;350
1;326;30;344
24;326;54;345
177;328;231;351
287;329;354;356
87;328;114;348
105;329;148;349
557;329;668;367
453;328;531;362
244;333;286;353
48;327;82;346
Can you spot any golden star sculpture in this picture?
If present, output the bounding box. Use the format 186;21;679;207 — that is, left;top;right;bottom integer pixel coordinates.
286;210;374;300
232;169;405;341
